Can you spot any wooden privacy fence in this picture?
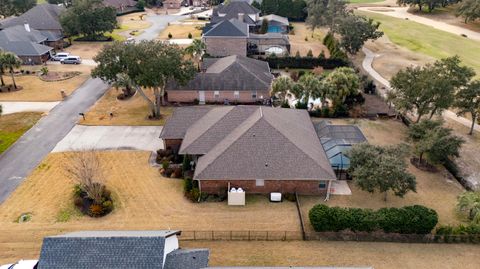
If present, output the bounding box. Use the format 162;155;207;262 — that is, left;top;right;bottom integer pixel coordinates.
178;230;480;244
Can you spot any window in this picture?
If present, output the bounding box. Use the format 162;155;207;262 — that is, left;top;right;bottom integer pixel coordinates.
256;179;264;186
234;91;240;100
214;91;220;100
251;91;257;100
319;182;327;189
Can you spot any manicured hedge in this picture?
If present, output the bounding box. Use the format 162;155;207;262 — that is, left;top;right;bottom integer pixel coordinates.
309;204;438;234
265;57;348;70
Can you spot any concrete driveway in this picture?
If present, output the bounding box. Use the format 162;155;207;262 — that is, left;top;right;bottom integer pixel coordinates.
0;101;60;115
52;125;164;152
136;14;187;41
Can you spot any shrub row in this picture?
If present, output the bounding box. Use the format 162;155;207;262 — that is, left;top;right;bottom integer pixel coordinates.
265;56;348;70
323;32;347;61
309;204;438;234
436;224;480;235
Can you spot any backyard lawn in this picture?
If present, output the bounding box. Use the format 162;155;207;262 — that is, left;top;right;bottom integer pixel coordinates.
0;112;43;154
356;10;480;76
0;73;89;102
158;23;204;40
289;23;330;57
79;87;173;126
303;118;466;228
184;240;480;269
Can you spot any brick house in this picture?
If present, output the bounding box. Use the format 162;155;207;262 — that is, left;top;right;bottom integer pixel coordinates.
166;55;274;104
203;1;290;57
163;0;183;9
202;19;249;57
160;106;337;198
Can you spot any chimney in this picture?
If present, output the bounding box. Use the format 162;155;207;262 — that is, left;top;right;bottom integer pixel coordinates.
238;13;244;22
24;22;30;32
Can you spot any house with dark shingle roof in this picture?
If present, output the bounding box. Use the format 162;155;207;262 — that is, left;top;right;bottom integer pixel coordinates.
203;1;290;57
0;4;65;49
0;25;53;64
166;55;273;104
203;18;249;57
103;0;139;14
37;230;209;269
160;106;337;197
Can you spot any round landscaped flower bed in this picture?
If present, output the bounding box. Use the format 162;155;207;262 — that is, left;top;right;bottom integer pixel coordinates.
73;184;114;218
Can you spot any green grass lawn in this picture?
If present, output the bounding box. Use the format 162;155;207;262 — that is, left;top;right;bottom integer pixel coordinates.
0;112;43;154
357;10;480;76
37;0;46;3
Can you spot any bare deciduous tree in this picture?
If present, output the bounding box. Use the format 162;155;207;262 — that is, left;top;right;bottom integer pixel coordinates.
64;150;105;204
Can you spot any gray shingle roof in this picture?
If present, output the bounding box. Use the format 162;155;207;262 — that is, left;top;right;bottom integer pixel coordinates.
164;249;210;269
180;106;258;155
0;39;52;57
0;25;47;43
38;231;179;269
166;55;273;92
216;1;260;16
38;230;208;269
160;107;213;139
192;107;336;181
203;19;248;37
0;4;64;31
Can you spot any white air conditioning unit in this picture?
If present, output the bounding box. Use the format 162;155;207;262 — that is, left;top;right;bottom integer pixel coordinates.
270;192;282;202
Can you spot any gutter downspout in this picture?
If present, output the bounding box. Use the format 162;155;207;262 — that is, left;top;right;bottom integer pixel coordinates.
324;180;332;201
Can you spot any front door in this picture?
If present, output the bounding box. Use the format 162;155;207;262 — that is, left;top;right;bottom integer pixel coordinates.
199;91;205;104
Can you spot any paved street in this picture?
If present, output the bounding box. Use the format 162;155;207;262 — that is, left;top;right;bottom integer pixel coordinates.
136;14;186;41
53;126;164;152
0;78;109;203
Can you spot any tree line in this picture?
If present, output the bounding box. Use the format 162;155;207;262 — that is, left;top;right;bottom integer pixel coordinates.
0;0;36;17
252;0;308;21
305;0;384;55
398;0;480;24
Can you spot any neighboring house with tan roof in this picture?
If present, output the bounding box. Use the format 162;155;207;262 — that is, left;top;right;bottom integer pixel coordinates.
166;55;274;104
160;106;337;197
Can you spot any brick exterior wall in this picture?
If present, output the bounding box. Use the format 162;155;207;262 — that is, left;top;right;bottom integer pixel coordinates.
168;90;270;103
164;139;183;153
198;179;329;195
204;37;247;57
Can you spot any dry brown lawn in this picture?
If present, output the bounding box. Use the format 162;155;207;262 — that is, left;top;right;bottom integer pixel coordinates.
158;24;203;40
79;87;173;126
65;42;107;60
289;23;330;57
0;73;90;101
184;240;480;269
0;151;300;263
305;118;466;228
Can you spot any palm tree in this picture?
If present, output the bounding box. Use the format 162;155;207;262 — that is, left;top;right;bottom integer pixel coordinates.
297;73;323;106
0;50;6;87
1;52;22;89
271;76;295;105
457;191;480;223
185;39;206;71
